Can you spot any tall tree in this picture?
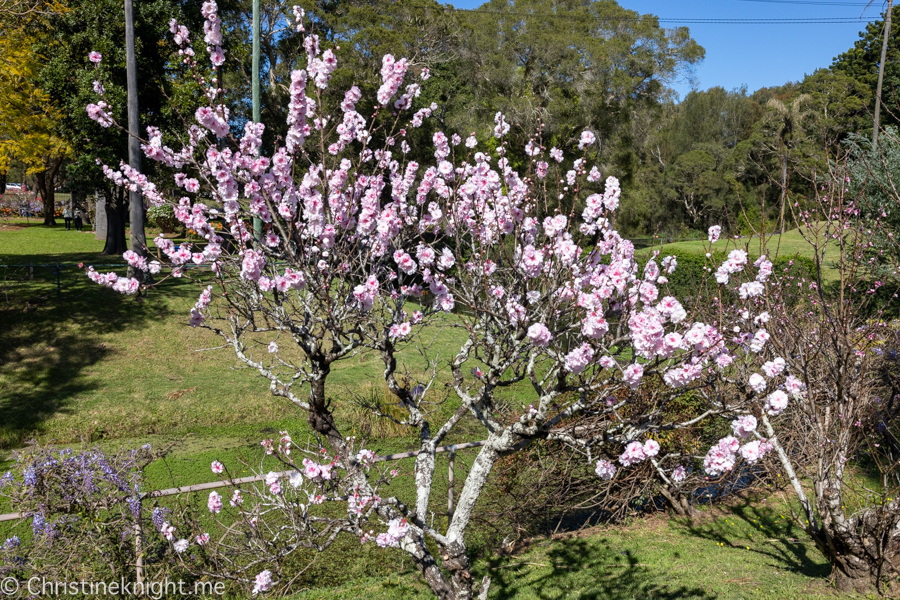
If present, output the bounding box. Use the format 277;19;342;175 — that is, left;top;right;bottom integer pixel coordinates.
0;26;70;226
36;0;196;252
757;94;813;233
832;4;900;128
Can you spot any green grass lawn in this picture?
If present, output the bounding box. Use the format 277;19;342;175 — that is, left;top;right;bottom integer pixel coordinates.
636;225;843;282
285;499;844;600
0;221;873;599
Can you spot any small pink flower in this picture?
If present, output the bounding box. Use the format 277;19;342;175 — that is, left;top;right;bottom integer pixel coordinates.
89;51;102;63
211;460;224;474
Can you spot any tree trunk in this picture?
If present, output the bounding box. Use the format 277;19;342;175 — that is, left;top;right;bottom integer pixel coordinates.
0;170;6;195
102;187;128;255
36;170;56;226
658;486;698;517
779;151;787;234
125;0;149;281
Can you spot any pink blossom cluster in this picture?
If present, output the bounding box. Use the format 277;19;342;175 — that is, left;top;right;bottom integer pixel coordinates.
302;458;333;481
86;267;140;294
200;1;225;66
375;518;409;548
252;570;274;595
377;55;408;105
86;101;113;127
731;415;758;438
594;459;617;480
618;439;660;467
704;433;775;476
703;436;739;477
207;490;223;513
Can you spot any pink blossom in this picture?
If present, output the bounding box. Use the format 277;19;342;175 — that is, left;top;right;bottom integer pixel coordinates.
302;458;321;479
618;441;647;467
595;459;617;480
672;465;687;482
765;390;789;415
762;357;786;378
207;491;223;513
211;460;224;474
253;570;274;595
784;375;806;398
748;373;766;393
708;225;721;243
703;436;739;476
564;343;594;374
739;439;773;464
88;51;102;63
527;323;552;347
731;415;757;438
622;363;644;389
578;130;596;149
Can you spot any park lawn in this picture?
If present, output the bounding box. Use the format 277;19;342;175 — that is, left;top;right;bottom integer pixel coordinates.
0;218;144;264
285;499;846;600
638;225;844;282
0;220;488;452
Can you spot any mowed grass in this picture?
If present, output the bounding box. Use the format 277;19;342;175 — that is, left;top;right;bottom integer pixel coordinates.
0;220;477;452
638;225;844;282
285;499;844;600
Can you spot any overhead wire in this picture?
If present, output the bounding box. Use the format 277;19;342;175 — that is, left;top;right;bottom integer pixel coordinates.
737;0;878;6
451;7;874;25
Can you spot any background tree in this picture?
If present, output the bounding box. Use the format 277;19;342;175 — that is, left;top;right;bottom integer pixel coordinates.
832;4;900;128
0;26;70;225
35;0;199;250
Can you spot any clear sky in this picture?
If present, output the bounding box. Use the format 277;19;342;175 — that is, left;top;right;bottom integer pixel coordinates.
446;0;888;99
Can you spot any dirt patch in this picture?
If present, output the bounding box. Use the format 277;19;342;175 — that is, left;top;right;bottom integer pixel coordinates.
0;224;26;231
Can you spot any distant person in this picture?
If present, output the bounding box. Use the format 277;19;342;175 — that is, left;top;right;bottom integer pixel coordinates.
63;206;73;230
73;209;83;232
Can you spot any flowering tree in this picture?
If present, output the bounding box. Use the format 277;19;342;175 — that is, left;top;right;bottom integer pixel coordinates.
691;160;900;593
74;2;900;597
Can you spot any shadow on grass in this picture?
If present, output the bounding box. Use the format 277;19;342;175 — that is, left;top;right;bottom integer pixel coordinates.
0;264;181;449
485;537;717;600
670;498;832;581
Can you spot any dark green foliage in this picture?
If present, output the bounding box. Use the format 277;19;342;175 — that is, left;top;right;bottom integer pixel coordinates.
832;5;900;128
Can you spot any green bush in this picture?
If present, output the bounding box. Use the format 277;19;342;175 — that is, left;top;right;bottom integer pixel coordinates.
146;204;179;233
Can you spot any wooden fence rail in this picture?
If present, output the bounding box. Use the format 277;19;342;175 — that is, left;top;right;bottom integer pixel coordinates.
0;440;487;524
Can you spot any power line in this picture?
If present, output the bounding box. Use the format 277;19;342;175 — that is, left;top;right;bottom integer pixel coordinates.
454;8;872;25
737;0;878;6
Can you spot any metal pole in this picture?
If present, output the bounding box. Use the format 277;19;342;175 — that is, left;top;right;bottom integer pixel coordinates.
252;0;263;238
874;0;894;145
125;0;148;280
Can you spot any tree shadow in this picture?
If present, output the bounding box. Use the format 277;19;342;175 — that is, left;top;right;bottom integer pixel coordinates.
485;537;717;600
670;498;832;581
0;263;181;449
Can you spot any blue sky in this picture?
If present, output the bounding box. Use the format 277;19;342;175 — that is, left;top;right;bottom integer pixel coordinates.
447;0;887;99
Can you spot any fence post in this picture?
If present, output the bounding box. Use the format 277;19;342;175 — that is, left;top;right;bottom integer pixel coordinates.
448;449;455;523
134;502;145;596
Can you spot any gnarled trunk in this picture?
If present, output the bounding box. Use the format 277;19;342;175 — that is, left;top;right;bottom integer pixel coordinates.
815;492;900;594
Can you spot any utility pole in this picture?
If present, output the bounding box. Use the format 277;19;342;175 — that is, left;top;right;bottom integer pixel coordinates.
252;0;263;239
125;0;148;280
874;0;894;145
